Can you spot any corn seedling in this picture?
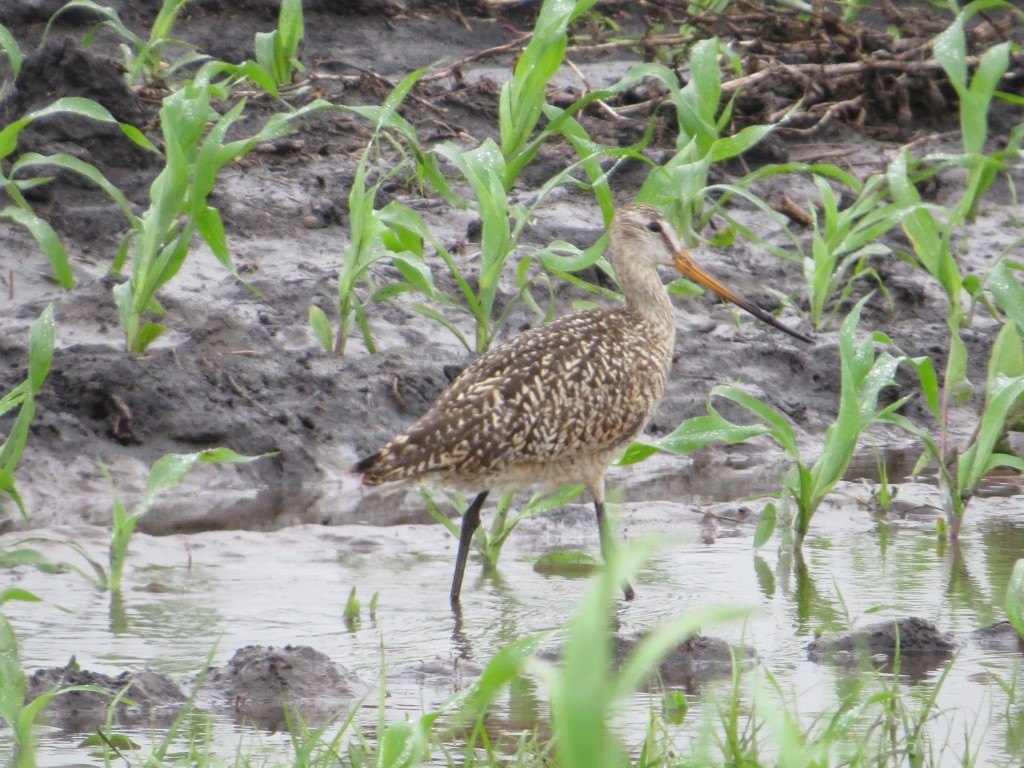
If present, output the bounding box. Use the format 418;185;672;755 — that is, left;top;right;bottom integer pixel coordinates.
800;173;898;330
254;0;305;88
0;306;54;520
309;70;429;356
627;39;776;239
931;5;1020;220
497;0;600;190
45;0;204;85
103;448;268;593
1;98;151;289
390;139;616;353
421;484;584;573
885;319;1024;541
0;536;108;589
384;131;655;353
117;66;330;352
884;153;1024;539
709;162;899;332
624;297;904;548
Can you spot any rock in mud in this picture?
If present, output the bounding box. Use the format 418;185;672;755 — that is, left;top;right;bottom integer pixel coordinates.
202;645;362;731
968;621;1024;653
539;633;755;693
24;665;186;731
807;616;958;680
614;633;756;692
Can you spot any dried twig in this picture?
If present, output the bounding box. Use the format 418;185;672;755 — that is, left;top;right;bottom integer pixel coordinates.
564;58;627;122
310;61;448;116
420;35;531;83
722;54;996;95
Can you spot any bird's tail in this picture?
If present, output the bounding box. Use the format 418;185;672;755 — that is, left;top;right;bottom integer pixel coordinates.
352;451;386;486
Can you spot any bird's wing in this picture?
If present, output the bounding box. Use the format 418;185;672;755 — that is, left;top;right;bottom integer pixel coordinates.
392;309;666;476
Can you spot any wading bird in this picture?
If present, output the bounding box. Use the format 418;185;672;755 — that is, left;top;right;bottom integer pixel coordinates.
355;203;811;606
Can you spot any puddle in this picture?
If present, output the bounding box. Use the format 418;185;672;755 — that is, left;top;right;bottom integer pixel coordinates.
3;468;1023;766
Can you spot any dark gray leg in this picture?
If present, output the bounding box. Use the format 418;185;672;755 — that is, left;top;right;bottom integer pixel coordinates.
595;500;635;601
450;491;489;606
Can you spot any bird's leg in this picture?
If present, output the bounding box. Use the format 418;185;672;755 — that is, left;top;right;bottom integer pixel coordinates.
594;499;635;601
450;490;489;606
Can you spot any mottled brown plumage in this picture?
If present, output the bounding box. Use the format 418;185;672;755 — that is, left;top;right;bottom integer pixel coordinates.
355;203;810;606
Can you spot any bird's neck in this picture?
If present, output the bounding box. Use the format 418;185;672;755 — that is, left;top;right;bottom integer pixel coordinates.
619;261;674;326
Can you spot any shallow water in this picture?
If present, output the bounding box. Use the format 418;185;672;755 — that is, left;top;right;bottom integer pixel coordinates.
3;462;1024;767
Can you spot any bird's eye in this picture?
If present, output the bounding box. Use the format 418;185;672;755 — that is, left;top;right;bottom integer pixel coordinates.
646;220;661;233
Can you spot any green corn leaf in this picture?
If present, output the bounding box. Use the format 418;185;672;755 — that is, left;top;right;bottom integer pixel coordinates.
27;304;54;394
958;322;1024;492
237;58;280;96
0;25;23;78
990;259;1024;334
11;152;139;228
709;123;774;163
538;238;608;274
711;385;799;457
654;413;770;455
408;305;472;352
195;205;233;273
933;15;968;95
279;0;305;60
0;588;41;606
135;322;167;352
0;206;73;289
141;449;266;515
989;318;1024;382
1007;559;1024;640
753;502;777;549
254;31;281;82
391;255;436;297
0;382;28;419
308;306;334;352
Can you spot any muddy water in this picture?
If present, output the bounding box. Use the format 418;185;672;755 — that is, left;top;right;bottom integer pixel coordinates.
3;461;1024;767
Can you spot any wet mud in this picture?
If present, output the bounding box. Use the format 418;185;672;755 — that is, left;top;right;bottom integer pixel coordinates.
0;0;1019;528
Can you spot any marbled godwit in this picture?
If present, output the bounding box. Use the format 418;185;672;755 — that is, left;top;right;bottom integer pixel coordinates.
355;203;811;605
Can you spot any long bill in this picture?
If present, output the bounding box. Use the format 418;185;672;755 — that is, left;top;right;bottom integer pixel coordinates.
674;250;813;344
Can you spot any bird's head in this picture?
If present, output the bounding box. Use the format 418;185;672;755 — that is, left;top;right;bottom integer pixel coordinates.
611;202;812;343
